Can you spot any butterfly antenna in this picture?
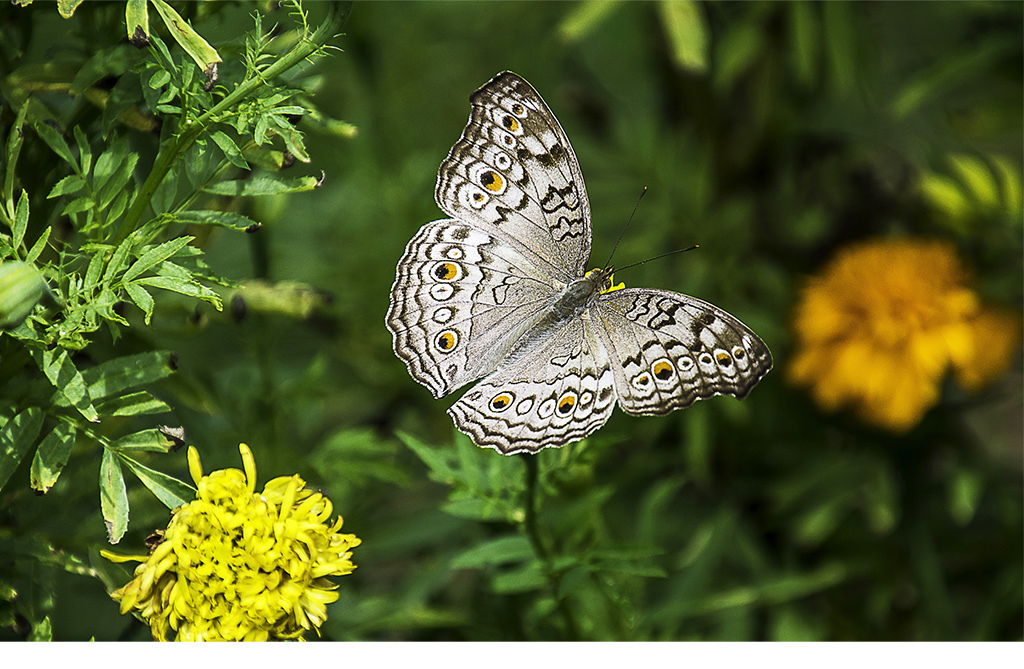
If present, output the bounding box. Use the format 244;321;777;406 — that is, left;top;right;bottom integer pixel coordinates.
612;245;700;274
603;186;647;269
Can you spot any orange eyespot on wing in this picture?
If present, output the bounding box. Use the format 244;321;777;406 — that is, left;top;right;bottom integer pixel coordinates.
433;261;460;281
435;330;459;352
653;359;674;381
557;391;577;415
480;169;505;192
490;392;514;412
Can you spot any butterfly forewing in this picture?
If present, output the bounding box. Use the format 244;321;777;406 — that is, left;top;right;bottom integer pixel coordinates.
386;219;561;398
435;72;592;282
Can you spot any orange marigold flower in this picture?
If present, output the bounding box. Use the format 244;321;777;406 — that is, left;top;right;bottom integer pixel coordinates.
789;238;1021;432
102;444;360;641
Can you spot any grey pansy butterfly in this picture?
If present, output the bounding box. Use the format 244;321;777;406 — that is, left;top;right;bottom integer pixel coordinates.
386;72;772;454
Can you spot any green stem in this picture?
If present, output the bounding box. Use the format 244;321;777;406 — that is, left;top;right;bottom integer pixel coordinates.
111;3;340;245
520;454;582;639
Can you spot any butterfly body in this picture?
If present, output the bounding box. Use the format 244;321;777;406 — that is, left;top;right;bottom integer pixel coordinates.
387;72;771;454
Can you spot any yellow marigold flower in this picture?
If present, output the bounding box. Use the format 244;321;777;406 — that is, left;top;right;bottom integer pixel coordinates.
102;444;360;641
789;238;1021;432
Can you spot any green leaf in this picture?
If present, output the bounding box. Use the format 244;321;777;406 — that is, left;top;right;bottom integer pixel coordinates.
74;126;93;176
714;22;764;91
209;131;250;169
80;350;177;401
150;0;222;74
174;210;260;232
0;261;47;329
100;448;129;543
13;189;29;249
0;408;45;493
57;0;83;19
490;562;546;594
126;0;150;47
48;175;86;199
136;274;223;308
110;428;176;453
94;150;138;214
121;236;193;283
123;281;154;323
203;173;323;197
69;44;137;97
788;0;819;87
397;431;456;483
440;497;510;522
33;121;77;170
29;422;76;493
102;236;134;285
25;226;51;264
822;0;856;96
95;391;171;417
451;535;535;570
118;453;195;510
4;97;30;206
658;0;709;74
32;347;99;422
559;0;621;43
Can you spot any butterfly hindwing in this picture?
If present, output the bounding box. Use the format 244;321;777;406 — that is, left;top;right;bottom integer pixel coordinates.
593;288;773;415
447;318;617;454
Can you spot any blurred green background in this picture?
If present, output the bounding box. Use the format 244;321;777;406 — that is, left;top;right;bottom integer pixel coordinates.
2;1;1022;641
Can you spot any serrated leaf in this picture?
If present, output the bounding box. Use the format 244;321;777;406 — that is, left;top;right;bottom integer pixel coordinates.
13;189;29;249
110;428;176;453
451;535;535;570
32;347;99;422
136;275;223;308
33;121;77;169
100;448;129;543
174;210;260;232
123;282;154;323
25;226;51;264
209;131;250;169
74;126;92;176
81;350;177;401
4;98;31;205
202;173;322;197
121;236;193;283
118;454;195;510
61;197;94;217
95;391;170;417
102;237;134;284
48;175;86;199
29;422;76;493
0;408;45;493
95;151;138;214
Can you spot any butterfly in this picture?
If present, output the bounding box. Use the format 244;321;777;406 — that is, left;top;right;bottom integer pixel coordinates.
386;72;771;454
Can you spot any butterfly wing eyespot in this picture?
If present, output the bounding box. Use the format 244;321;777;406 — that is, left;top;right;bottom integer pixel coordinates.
435;329;459;352
490;392;514;412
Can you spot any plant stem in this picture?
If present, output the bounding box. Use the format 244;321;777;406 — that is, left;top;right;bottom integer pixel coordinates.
111;2;340;245
521;454;582;639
